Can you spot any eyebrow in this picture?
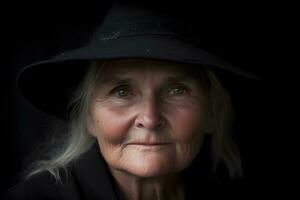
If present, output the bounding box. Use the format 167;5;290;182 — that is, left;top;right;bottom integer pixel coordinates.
103;77;135;85
164;74;191;83
101;74;192;86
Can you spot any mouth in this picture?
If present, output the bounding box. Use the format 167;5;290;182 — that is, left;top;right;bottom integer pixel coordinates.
129;143;172;146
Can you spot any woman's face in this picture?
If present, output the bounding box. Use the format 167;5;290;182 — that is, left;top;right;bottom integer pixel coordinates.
88;59;211;178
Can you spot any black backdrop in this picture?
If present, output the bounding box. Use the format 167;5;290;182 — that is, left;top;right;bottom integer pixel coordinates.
2;0;291;197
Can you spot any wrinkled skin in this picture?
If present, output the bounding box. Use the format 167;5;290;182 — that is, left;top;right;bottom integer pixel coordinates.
88;59;211;199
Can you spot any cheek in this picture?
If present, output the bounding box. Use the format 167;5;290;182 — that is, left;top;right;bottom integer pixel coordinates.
92;105;132;143
169;107;207;169
169;104;207;141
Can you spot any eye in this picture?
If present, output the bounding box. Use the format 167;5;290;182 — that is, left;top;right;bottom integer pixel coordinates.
110;85;133;98
167;84;190;96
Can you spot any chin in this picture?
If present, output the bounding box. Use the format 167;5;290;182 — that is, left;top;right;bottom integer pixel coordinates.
124;155;176;178
128;165;171;178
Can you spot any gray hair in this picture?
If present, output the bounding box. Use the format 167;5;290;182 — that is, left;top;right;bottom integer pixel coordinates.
25;60;243;182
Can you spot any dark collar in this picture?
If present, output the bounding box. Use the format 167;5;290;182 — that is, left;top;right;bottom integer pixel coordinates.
71;143;122;199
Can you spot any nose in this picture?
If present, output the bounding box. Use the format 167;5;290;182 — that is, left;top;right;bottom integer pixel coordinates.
134;95;165;130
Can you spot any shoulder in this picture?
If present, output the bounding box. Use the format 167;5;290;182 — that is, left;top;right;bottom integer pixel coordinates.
3;144;118;200
3;170;80;200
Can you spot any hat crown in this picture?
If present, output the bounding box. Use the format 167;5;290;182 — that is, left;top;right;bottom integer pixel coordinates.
102;2;182;25
91;1;194;43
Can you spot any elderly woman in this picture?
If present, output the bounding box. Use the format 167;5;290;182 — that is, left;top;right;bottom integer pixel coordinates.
5;1;261;200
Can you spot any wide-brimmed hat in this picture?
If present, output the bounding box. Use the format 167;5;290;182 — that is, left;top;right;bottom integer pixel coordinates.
17;1;262;121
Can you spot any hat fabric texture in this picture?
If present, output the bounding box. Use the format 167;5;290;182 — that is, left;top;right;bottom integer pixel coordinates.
17;1;261;121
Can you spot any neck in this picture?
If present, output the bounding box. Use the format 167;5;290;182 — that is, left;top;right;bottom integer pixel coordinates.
109;167;185;200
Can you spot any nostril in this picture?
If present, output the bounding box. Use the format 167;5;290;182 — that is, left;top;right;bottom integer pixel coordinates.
137;123;144;128
135;120;164;130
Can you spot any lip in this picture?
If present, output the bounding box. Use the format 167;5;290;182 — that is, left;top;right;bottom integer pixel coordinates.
129;143;172;146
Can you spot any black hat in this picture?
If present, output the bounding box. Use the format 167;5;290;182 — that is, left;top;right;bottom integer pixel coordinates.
17;1;262;121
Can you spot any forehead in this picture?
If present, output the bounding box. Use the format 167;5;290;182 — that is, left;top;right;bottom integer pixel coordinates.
92;59;210;92
98;59;205;79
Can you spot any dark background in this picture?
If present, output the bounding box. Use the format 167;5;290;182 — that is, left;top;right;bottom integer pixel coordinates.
1;0;293;197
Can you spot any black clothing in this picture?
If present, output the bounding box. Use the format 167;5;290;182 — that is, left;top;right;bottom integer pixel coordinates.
4;142;240;199
4;144;120;199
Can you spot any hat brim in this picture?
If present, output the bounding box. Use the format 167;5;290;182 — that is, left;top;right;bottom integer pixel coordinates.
17;35;262;120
